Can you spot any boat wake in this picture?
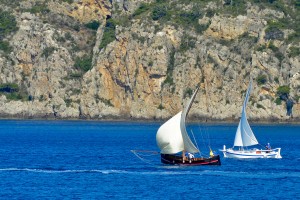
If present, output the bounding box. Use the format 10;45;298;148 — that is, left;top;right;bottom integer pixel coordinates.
0;168;125;174
1;168;300;179
199;170;300;179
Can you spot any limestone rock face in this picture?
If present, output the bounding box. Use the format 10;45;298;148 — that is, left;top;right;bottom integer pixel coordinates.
48;0;111;23
205;15;261;40
0;0;299;121
112;0;155;14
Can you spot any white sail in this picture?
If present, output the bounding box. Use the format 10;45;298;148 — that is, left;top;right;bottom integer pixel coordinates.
156;112;184;154
156;87;200;154
180;87;200;153
234;80;258;147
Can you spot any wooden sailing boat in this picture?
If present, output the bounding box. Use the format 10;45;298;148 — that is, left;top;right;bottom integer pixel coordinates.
221;80;282;159
156;87;221;165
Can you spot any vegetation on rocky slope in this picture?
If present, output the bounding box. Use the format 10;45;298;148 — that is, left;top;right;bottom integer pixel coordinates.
0;0;298;120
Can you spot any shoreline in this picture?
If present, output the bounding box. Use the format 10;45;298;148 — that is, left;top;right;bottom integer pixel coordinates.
0;116;299;125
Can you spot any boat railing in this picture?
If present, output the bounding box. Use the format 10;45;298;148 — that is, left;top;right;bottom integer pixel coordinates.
256;148;281;152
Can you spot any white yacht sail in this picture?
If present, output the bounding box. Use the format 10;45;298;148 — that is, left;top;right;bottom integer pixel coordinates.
221;80;281;159
233;80;258;147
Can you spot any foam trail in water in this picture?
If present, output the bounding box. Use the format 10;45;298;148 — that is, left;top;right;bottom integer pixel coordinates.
1;168;300;178
0;168;126;174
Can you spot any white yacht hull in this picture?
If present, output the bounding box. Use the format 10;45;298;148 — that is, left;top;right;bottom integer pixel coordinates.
221;146;282;159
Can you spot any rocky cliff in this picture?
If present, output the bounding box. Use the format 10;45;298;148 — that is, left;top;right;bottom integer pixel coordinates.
0;0;299;122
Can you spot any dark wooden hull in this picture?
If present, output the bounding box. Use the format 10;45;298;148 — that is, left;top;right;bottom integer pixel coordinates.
161;154;221;166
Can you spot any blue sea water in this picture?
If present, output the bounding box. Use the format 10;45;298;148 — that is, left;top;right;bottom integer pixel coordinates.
0;120;299;199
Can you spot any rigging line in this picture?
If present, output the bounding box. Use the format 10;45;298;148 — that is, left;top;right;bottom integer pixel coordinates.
132;152;155;165
131;150;159;154
202;126;211;155
258;142;266;149
244;126;270;149
204;126;210;151
200;126;207;154
191;129;200;156
200;125;210;152
197;126;206;157
207;127;211;148
130;150;157;166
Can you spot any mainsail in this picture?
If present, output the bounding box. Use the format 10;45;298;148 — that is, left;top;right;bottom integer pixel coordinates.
156;112;184;154
156;87;200;154
233;80;258;147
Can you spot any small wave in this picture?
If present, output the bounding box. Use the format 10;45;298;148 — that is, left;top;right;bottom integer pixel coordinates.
115;169;300;178
0;168;192;175
186;170;300;179
0;168;126;174
1;168;300;178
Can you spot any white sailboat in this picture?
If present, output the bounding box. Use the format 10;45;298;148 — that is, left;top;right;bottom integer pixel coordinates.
156;87;221;165
221;80;282;159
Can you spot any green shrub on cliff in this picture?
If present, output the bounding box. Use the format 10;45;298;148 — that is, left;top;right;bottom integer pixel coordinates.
152;5;167;20
288;31;300;43
256;74;267;85
74;55;92;72
176;11;202;25
288;46;300;58
222;0;247;16
0;83;19;93
132;3;151;17
255;42;284;62
275;97;282;105
0;83;28;101
184;88;193;98
42;47;56;58
163;75;174;86
0;9;18;39
26;2;50;14
0;0;20;7
265;26;284;41
0;41;12;53
277;85;290;99
5;93;23;101
158;104;164;110
99;18;116;50
99;97;114;107
180;35;196;52
85;20;100;30
60;0;74;3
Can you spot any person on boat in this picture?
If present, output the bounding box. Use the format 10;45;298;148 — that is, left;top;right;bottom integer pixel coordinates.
184;151;188;160
266;143;271;150
265;143;271;153
210;149;214;157
187;152;194;160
